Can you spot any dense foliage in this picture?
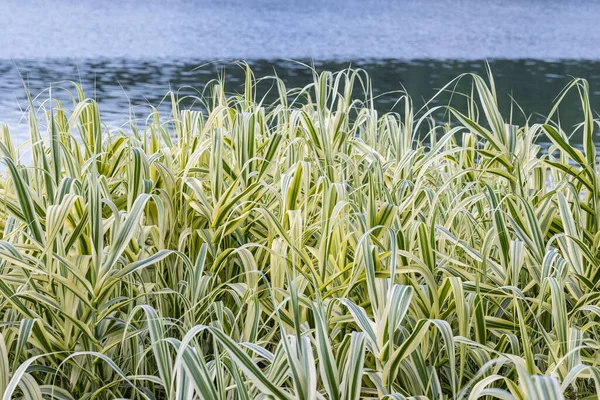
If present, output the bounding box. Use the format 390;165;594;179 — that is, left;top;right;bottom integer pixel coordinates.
1;65;600;399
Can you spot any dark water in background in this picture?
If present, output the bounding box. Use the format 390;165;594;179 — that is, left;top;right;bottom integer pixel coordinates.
1;0;600;144
2;59;598;141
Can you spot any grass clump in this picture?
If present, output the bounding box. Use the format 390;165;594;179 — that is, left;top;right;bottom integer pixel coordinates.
0;64;599;399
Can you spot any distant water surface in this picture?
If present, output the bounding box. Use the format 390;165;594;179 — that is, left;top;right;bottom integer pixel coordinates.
1;0;600;145
1;0;599;60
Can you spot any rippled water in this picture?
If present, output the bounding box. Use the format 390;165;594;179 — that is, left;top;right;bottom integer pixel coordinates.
2;0;599;60
1;59;598;142
1;1;600;144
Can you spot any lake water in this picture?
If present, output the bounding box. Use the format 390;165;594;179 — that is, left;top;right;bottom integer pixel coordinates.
1;0;600;144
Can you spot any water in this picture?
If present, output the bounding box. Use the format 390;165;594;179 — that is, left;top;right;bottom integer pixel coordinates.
1;0;600;144
2;0;599;60
1;59;598;141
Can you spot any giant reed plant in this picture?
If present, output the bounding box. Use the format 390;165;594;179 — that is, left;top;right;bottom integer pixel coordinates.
0;64;600;399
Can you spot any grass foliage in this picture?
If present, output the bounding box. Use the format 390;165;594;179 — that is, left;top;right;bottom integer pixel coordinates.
1;64;600;399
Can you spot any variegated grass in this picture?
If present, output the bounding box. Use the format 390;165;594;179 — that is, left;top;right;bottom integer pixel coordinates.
0;64;599;399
